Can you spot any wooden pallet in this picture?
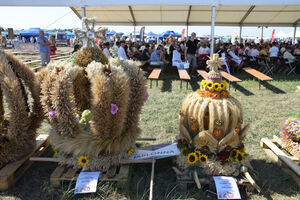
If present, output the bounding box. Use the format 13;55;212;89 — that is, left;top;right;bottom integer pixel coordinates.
175;170;260;192
50;164;130;189
260;136;300;187
0;134;49;191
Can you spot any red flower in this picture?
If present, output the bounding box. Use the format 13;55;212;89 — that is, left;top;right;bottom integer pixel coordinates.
178;139;183;144
216;151;229;165
103;69;112;75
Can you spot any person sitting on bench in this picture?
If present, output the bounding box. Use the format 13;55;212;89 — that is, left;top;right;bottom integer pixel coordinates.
150;47;168;72
172;45;184;69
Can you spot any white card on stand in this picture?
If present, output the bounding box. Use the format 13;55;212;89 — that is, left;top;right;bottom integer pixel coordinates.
213;176;241;199
74;172;100;194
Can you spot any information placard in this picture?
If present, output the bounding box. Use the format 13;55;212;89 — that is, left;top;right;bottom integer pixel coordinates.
129;143;180;160
213;176;241;199
74;172;100;194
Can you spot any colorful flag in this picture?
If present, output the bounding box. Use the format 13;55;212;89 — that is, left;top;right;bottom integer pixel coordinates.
140;26;145;42
96;27;102;46
181;28;185;41
270;29;275;44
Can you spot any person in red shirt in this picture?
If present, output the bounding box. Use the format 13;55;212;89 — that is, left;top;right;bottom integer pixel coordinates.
49;35;56;56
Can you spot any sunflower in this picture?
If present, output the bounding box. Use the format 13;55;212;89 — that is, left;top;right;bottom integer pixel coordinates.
199;154;208;163
78;156;89;166
240;147;246;153
127;148;135;156
180;146;188;154
206;82;213;90
235;152;245;162
53;149;59;157
200;80;207;87
226;157;234;163
213;83;221;92
230;149;238;158
220;83;225;90
222;80;227;88
194;150;201;158
186;152;198;165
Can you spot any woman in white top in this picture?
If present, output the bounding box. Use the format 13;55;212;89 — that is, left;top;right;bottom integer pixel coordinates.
172;45;184;69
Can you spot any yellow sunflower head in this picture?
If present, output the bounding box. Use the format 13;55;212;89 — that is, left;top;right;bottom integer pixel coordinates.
78;156;89;166
186;152;198;165
220;83;225;90
222;80;227;88
199;154;208;163
127;149;135;156
200;80;207;87
213;83;221;92
53;149;59;157
235;152;245;162
180;146;188;154
206;82;213;90
230;149;238;158
194;150;201;159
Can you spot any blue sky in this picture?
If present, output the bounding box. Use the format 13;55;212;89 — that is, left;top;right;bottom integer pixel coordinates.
0;6;298;38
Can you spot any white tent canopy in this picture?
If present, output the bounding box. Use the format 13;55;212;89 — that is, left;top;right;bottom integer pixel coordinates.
1;0;300;27
70;5;300;27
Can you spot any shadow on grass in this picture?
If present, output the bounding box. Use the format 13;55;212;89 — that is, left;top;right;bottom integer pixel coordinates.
261;81;286;94
232;83;255;96
161;79;172;92
250;159;299;200
190;79;200;91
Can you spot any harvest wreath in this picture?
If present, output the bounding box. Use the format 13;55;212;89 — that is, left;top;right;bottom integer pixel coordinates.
38;18;147;172
0;50;43;168
175;54;251;177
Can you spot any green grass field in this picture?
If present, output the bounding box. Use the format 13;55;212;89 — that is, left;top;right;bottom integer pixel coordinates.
1;70;300;200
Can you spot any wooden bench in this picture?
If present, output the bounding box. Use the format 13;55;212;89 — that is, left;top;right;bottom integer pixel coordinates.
197;70;208;79
178;69;191;89
243;67;273;89
220;71;242;90
148;69;161;88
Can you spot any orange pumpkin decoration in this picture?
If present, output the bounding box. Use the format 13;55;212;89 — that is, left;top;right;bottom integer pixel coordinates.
211;92;221;99
197;89;205;97
213;129;222;137
204;91;211;98
221;90;230;98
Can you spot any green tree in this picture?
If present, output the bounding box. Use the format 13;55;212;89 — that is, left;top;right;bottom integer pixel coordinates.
0;26;4;35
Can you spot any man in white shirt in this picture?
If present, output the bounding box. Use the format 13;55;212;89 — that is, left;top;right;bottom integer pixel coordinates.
172;45;184;69
118;41;128;59
283;47;295;64
198;43;210;55
269;44;279;58
251;46;260;57
103;42;111;58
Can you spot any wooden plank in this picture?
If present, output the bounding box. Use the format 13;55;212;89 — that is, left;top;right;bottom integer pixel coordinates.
220;71;242;82
261;137;300;177
178;69;191;80
30;157;61;162
243;68;273;81
197;70;208;79
136;137;156;141
63;168;78;179
148;69;161;79
0;134;49;190
50;166;66;179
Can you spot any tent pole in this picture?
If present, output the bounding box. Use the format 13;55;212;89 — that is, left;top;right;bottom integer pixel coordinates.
261;26;264;40
293;26;297;45
186;25;189;41
210;5;216;57
239;26;242;44
134;25;136;42
81;7;86;29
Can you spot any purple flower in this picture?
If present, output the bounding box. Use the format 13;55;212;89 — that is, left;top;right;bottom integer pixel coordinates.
48;108;56;119
110;104;118;115
145;92;150;101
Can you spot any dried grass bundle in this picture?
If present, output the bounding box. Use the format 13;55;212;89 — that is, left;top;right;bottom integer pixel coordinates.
75;47;108;67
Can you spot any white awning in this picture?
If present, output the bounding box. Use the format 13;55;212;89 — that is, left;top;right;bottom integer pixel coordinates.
1;0;299;27
70;5;300;27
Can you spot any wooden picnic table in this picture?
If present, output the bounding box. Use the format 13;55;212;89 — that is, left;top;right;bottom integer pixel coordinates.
178;69;191;89
148;69;161;88
197;70;208;79
243;67;273;89
220;71;242;90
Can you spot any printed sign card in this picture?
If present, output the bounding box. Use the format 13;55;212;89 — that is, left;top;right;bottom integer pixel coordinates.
74;172;100;194
213;176;241;199
129;143;180;160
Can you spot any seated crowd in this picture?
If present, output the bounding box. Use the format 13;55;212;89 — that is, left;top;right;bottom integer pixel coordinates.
98;33;300;77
